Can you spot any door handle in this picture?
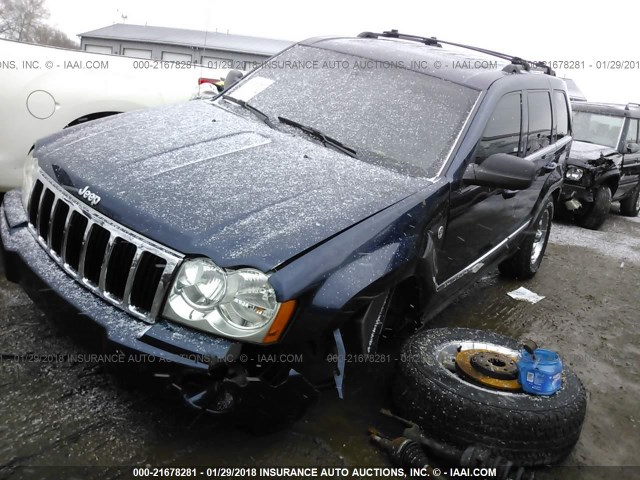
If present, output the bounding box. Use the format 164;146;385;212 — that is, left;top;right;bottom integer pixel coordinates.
502;189;518;199
542;162;558;172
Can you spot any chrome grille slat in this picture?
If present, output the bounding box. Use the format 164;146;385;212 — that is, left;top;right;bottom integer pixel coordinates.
46;197;58;250
122;249;142;309
26;170;184;323
35;187;47;239
49;201;70;259
77;221;94;279
98;234;117;293
60;207;74;264
149;262;177;320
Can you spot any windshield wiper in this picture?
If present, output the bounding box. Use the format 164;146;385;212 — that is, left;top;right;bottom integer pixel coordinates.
278;116;357;158
222;95;275;129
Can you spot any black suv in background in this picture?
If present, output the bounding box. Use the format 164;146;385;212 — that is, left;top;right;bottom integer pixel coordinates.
560;102;640;229
1;31;572;413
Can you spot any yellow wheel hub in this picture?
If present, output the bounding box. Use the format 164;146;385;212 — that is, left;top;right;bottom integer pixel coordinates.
455;349;521;392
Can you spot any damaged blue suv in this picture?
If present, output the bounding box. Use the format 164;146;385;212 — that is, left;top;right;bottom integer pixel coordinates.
1;31;571;416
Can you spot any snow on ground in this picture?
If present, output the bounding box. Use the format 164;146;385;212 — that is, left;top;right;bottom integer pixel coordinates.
550;215;640;265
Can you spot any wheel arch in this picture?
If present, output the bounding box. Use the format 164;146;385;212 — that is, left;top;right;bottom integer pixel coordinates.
594;169;620;196
603;176;620;196
340;273;423;354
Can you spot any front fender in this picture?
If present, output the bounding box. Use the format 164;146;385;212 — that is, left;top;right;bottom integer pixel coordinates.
594;169;620;194
312;242;404;309
268;180;450;343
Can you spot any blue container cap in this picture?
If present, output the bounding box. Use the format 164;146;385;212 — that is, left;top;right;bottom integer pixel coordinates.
519;348;560;365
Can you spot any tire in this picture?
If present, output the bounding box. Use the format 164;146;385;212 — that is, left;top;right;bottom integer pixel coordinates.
393;328;587;467
576;186;611;230
498;199;553;280
554;201;573;221
620;186;640;217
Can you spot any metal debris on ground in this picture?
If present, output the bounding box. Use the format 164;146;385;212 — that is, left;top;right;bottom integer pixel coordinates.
369;409;534;480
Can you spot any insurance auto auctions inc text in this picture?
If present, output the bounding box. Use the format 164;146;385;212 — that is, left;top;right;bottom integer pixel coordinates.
196;466;499;478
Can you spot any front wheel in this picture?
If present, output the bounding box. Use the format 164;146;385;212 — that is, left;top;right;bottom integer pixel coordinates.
499;199;553;280
620;186;640;217
576;186;611;229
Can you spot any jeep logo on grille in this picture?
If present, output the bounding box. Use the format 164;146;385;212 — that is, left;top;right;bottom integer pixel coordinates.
78;186;101;206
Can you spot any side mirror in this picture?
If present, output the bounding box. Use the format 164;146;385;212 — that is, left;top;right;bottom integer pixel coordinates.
626;143;640;154
463;153;536;190
223;70;244;91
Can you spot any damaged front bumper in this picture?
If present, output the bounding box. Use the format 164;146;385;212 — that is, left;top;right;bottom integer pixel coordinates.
560;182;595;211
0;190;316;418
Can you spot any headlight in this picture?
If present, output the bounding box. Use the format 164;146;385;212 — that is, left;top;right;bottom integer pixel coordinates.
163;257;294;343
565;166;584;181
21;151;39;210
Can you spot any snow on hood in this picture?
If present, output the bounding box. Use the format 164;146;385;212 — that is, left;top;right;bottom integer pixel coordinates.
569;140;618;162
34;101;430;271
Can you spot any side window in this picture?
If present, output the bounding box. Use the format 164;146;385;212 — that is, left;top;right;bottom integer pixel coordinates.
625;119;639;144
526;91;552;155
553;91;570;140
473;92;522;164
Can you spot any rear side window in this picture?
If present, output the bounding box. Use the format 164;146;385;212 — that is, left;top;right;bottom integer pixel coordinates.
526;91;552;155
553;91;570;140
473;92;522;163
625;119;639;144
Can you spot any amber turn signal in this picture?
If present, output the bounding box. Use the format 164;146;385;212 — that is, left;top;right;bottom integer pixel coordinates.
262;300;296;344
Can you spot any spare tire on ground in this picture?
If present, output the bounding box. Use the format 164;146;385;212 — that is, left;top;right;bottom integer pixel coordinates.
393;328;587;467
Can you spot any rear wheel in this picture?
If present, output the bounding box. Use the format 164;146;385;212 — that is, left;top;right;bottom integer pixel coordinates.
620;186;640;217
576;186;611;229
499;199;553;280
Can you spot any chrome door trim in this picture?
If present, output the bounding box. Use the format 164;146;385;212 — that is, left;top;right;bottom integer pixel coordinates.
435;221;529;292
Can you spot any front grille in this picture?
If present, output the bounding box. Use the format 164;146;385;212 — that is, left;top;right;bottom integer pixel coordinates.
26;172;183;323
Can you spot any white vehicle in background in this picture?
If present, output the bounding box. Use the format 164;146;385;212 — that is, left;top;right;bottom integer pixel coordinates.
0;39;228;192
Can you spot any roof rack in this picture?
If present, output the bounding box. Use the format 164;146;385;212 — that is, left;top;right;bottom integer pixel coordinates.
358;29;442;47
357;29;556;76
625;103;640;110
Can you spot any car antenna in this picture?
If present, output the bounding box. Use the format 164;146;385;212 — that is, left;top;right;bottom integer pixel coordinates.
358;30;555;76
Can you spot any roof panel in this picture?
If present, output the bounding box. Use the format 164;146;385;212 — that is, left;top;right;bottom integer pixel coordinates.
302;37;508;89
79;23;293;56
572;101;640;118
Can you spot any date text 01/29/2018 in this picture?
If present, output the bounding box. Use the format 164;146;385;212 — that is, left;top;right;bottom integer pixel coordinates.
533;60;640;70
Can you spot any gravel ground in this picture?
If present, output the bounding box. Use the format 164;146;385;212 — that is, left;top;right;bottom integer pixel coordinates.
1;212;639;479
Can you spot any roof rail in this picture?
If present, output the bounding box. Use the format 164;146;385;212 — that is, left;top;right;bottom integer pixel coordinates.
625;103;640;110
357;29;556;76
358;30;442;47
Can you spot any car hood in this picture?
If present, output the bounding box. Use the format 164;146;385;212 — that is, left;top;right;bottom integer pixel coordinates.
34;101;429;271
568;140;617;163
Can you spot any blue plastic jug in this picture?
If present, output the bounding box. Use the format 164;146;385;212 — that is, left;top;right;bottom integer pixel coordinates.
517;348;563;395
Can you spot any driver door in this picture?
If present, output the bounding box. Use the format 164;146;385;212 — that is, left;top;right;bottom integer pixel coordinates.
436;91;524;287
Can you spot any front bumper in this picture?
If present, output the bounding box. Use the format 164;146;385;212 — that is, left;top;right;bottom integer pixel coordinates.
1;190;316;416
560;182;594;204
1;190;236;370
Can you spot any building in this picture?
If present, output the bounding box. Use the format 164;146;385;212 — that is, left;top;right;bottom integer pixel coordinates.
79;24;293;70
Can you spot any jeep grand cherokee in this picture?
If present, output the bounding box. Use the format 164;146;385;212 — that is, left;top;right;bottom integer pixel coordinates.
0;31;571;415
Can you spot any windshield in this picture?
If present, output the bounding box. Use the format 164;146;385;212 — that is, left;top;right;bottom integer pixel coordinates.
219;45;479;177
572;111;624;148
